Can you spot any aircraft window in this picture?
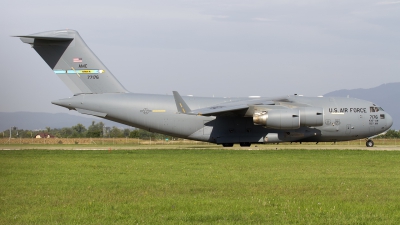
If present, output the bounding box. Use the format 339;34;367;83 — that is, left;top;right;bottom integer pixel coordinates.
379;107;384;111
370;107;375;112
375;107;379;112
380;114;385;119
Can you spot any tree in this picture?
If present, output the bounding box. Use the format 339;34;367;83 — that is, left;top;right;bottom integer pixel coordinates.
123;128;130;137
72;123;87;137
379;129;400;139
60;127;74;137
87;121;104;137
129;129;140;138
128;128;167;139
109;126;123;137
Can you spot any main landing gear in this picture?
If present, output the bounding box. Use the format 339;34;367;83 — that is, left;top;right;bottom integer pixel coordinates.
222;143;234;147
366;139;374;147
221;142;252;147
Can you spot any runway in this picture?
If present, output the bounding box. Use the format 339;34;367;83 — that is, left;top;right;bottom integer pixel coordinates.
1;144;400;151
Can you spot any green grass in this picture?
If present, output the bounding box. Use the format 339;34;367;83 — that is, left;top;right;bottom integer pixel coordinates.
1;150;400;224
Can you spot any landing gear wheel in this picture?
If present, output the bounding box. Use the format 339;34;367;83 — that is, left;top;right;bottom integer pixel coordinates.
366;140;374;147
222;143;234;147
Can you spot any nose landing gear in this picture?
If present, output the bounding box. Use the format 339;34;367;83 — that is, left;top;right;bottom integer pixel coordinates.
366;139;374;147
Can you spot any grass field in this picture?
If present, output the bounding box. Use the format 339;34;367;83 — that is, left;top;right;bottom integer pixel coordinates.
1;137;400;146
1;149;400;224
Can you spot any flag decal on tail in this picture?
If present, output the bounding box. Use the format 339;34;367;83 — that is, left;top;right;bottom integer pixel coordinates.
53;69;105;74
73;57;82;63
68;70;104;74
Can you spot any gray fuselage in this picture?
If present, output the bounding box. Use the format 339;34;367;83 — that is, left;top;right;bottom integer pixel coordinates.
53;93;393;144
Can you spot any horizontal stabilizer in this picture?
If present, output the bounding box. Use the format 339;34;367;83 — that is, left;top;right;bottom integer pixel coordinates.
15;35;73;42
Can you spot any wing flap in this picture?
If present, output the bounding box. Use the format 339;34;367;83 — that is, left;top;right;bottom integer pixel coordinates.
189;104;250;116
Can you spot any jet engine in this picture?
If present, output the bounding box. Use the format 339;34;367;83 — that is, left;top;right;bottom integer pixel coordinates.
253;107;323;129
299;107;323;127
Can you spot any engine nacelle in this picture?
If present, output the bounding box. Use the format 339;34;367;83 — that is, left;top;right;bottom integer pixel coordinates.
253;109;300;129
253;107;324;129
299;107;323;127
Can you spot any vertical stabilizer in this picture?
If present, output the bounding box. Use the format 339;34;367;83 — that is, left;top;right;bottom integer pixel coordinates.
16;30;128;94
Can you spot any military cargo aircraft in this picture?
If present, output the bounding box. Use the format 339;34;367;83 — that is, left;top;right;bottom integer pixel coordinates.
16;30;393;147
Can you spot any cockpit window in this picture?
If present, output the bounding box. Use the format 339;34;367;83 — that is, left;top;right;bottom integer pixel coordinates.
370;106;383;112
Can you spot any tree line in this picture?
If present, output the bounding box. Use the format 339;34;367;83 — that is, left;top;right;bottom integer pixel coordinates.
1;121;174;140
2;121;399;139
378;129;400;139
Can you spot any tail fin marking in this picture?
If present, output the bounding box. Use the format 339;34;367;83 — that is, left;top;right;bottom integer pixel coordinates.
16;30;128;95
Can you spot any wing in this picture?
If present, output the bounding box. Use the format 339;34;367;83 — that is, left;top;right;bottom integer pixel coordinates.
172;91;287;116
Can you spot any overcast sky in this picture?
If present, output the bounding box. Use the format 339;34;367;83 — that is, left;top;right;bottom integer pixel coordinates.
1;0;399;114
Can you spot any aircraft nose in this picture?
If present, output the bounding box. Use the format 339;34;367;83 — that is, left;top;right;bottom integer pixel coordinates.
386;113;393;128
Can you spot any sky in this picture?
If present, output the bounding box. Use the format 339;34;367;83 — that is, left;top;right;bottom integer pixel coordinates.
1;0;399;114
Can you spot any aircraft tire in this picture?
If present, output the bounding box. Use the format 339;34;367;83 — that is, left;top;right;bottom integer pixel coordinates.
366;140;374;147
222;143;234;147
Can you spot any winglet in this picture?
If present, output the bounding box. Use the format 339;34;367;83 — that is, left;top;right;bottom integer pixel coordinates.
172;91;192;114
